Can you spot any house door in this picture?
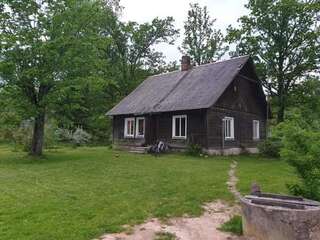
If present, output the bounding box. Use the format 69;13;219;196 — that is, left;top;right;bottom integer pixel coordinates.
146;115;157;145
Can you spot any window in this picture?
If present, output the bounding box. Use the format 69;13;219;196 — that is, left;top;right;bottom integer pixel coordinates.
223;117;234;140
172;115;187;139
124;118;135;138
135;117;145;138
253;120;260;140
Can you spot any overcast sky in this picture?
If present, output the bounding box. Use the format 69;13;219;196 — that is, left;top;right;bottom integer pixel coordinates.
120;0;249;62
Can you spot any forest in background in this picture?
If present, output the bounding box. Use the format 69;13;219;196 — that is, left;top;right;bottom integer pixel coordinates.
0;0;319;156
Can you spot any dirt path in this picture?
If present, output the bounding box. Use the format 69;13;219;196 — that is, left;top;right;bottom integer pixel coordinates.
227;161;242;201
99;161;244;240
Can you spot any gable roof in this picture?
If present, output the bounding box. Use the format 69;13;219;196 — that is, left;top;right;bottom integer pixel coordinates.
107;55;251;116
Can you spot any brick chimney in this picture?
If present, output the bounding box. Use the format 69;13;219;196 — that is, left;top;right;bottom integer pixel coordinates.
181;55;191;71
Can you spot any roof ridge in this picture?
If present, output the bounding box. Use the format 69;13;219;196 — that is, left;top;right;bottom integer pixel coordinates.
148;69;181;78
190;55;250;69
147;55;250;77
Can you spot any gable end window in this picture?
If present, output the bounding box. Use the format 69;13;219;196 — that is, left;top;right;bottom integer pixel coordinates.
135;117;145;138
253;120;260;140
172;115;187;139
223;117;234;140
124;118;135;138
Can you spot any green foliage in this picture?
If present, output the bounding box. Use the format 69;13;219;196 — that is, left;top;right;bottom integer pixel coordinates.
287;77;320;126
279;119;320;201
186;143;203;156
227;0;319;123
155;232;176;240
107;16;179;96
0;88;28;143
52;77;114;143
258;137;282;158
0;0;119;155
180;3;227;65
0;1;179;154
219;215;243;235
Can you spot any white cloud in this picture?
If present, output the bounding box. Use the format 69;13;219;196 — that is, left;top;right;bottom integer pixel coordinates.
120;0;249;62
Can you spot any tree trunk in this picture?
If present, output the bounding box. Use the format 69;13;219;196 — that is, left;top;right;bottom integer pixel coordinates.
277;72;285;123
30;111;45;156
277;97;285;123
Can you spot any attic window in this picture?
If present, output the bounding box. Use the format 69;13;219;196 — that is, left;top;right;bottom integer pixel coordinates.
124;118;135;138
172;115;187;139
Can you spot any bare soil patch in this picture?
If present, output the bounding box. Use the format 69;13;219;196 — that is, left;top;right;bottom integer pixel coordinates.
100;201;246;240
100;160;247;240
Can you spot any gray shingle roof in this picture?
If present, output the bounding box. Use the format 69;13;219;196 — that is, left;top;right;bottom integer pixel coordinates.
107;56;250;116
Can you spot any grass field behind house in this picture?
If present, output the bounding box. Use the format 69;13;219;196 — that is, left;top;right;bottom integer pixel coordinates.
0;145;298;240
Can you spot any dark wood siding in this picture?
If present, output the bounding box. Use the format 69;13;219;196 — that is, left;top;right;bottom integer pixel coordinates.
206;72;267;150
112;109;207;148
207;108;266;149
155;109;207;148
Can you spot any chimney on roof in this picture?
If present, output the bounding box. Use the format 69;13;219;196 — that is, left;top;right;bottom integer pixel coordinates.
181;55;191;71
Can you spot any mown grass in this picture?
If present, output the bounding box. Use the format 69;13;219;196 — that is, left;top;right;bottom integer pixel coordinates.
0;145;299;240
236;155;299;195
0;145;232;240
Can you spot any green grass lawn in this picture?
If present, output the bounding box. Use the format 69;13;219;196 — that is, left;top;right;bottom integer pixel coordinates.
0;145;298;240
236;155;299;195
0;145;232;240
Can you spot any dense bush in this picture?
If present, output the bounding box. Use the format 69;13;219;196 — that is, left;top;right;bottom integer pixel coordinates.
186;143;203;156
55;127;91;146
72;128;92;146
55;128;73;142
280;120;320;201
258;137;282;158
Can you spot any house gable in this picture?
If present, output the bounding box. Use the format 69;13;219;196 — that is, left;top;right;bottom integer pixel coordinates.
213;60;267;118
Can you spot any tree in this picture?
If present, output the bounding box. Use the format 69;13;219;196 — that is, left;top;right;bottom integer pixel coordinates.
180;3;228;65
0;0;116;156
107;17;179;96
51;17;179;141
287;76;320;125
227;0;319;123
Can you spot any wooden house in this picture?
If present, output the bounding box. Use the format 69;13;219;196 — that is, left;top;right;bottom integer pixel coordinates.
107;56;268;155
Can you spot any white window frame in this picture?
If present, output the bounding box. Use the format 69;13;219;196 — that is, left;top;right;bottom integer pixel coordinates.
223;117;234;140
135;117;145;138
253;120;260;140
172;115;187;139
124;117;135;138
